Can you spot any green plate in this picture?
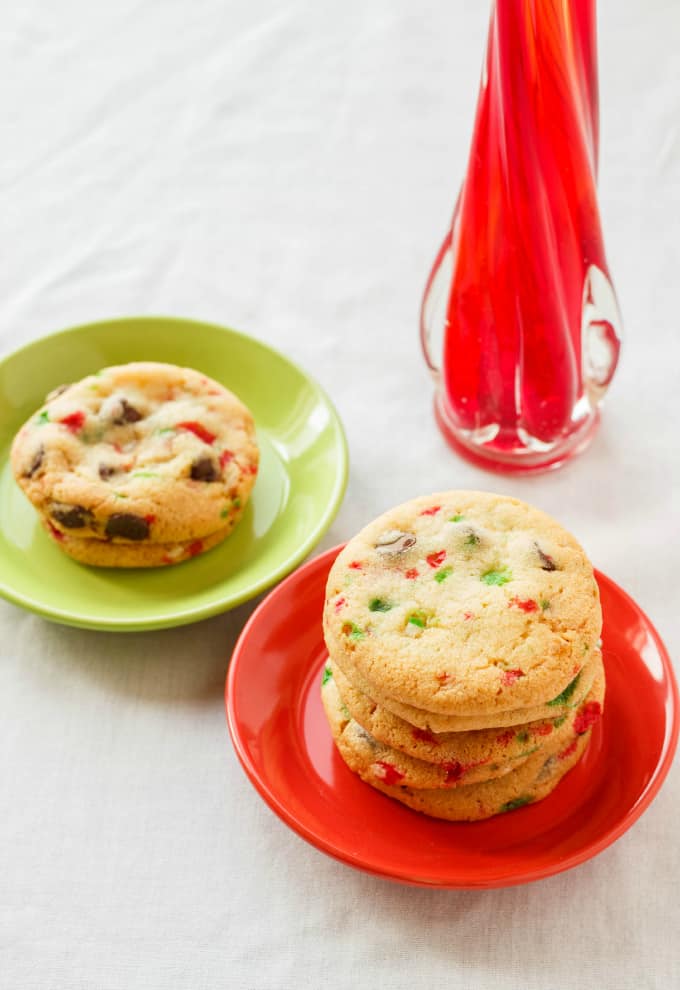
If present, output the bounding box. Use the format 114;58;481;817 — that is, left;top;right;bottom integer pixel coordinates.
0;316;348;631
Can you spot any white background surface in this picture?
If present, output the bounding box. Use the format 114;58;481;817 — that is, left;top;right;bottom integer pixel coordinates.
1;1;679;987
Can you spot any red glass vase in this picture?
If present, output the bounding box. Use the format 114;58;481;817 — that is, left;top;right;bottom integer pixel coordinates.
421;0;622;473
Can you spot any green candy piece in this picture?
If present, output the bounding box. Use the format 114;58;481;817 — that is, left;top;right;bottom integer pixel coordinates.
434;567;453;584
515;731;530;744
369;598;393;612
515;746;540;758
500;796;532;813
35;410;49;425
481;567;512;586
232;497;241;509
113;492;128;500
340;703;351;718
552;715;568;728
157;427;176;436
322;665;333;686
342;622;364;641
220;507;229;519
449;514;465;522
540;599;550;611
547;672;581;707
407;610;428;629
465;532;480;547
132;471;161;479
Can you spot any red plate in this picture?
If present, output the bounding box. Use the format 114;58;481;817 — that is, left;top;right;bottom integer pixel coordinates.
226;545;678;888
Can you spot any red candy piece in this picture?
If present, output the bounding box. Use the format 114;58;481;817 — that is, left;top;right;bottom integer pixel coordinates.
443;761;464;785
58;411;86;433
573;701;602;735
533;723;553;737
48;522;64;542
176;421;216;445
162;555;173;565
509;596;538;613
348;561;363;570
334;597;346;613
219;449;234;467
558;739;578;760
463;611;474;621
501;668;525;686
187;540;204;557
426;550;446;569
497;730;515;747
374;761;405;786
246;464;258;475
144;514;156;525
419;506;441;516
412;727;439;746
404;568;419;580
435;672;450;684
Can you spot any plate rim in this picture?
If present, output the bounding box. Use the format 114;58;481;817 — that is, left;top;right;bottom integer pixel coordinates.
0;316;349;631
226;544;680;889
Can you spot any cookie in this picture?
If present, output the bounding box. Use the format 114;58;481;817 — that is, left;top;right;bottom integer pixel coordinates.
323;672;521;787
332;646;602;733
325;664;593;821
323;491;601;717
329;655;604;772
323;663;602;793
41;523;231;568
11;362;258;566
370;730;591;821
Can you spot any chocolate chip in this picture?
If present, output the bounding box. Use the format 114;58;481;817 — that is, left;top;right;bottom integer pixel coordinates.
190;456;220;482
105;513;149;540
354;726;378;749
536;755;557;783
374;531;417;555
24;445;44;478
51;504;92;529
112;399;142;425
535;542;558;571
98;463;118;480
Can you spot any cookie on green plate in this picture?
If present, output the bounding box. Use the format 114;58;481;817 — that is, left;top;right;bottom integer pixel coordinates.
11;361;258;566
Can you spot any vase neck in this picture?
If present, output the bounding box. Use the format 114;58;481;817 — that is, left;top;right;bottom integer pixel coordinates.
489;0;599;165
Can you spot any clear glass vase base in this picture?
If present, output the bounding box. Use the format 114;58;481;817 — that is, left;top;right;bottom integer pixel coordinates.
433;393;601;475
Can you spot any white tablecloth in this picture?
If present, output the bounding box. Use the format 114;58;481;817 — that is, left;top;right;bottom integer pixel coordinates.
2;2;678;987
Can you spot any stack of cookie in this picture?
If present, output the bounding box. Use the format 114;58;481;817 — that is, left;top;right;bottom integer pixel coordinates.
11;362;258;567
322;491;604;821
